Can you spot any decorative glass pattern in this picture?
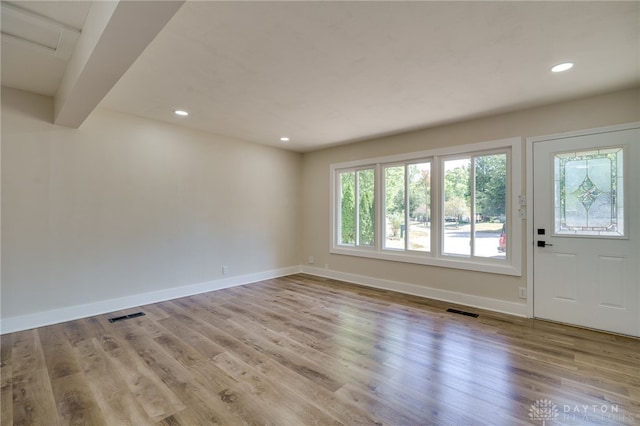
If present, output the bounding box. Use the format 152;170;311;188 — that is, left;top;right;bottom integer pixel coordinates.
571;175;602;211
554;147;624;236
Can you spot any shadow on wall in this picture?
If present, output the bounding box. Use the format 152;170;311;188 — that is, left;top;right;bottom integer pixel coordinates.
2;88;54;123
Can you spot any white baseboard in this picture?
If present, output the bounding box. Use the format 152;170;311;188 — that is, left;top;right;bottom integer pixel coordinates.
1;264;528;334
301;266;529;318
0;266;302;335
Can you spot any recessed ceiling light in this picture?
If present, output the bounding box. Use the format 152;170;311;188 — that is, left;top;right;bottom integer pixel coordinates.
551;62;574;73
280;137;290;142
174;110;189;116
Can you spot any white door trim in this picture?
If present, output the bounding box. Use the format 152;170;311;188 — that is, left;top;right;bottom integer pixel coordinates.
525;122;640;321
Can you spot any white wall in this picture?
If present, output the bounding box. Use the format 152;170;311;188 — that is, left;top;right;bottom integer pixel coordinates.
1;87;302;329
301;88;640;313
3;86;639;332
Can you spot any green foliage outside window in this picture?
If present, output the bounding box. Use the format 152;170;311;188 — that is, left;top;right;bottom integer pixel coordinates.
475;154;507;219
358;169;375;246
339;169;375;246
340;172;355;244
444;154;506;221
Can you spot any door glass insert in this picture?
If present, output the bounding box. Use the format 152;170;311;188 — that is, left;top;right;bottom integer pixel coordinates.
554;147;624;236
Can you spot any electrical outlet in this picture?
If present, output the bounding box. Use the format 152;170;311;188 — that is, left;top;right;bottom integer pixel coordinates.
222;265;229;275
518;287;527;299
308;256;314;264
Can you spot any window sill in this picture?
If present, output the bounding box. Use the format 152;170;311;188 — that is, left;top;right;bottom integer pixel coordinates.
330;246;521;276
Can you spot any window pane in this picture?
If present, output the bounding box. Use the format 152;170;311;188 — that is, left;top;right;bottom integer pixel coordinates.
384;166;405;250
357;169;375;246
555;147;623;236
443;158;471;256
339;171;355;245
407;162;431;252
474;154;507;259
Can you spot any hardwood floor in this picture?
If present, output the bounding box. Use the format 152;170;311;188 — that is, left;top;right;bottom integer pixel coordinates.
1;274;639;425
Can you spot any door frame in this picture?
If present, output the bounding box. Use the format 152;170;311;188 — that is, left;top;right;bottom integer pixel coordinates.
525;122;640;320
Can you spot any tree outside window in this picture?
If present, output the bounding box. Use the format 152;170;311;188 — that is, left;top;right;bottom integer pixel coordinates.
331;138;520;276
338;168;375;247
443;154;507;258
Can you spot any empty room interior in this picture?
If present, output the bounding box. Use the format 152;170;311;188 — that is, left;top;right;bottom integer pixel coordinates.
1;1;639;425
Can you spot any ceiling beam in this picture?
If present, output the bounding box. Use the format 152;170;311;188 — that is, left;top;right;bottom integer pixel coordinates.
53;0;184;128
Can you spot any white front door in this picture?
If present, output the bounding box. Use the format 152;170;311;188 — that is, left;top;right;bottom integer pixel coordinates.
532;125;640;337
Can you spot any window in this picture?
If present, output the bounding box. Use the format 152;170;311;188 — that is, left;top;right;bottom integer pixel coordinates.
338;171;356;245
337;168;375;246
331;138;522;276
383;162;431;252
443;153;507;259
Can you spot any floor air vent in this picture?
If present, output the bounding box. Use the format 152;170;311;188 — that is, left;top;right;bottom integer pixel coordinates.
446;308;479;318
108;311;146;323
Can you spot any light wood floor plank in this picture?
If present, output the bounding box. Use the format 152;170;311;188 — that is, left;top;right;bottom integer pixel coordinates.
49;373;106;426
213;351;341;425
0;334;12;426
74;338;153;426
97;327;186;422
11;368;60;426
8;331;47;384
2;273;639;425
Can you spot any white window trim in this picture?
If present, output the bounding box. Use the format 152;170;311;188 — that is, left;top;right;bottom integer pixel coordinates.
330;137;523;276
